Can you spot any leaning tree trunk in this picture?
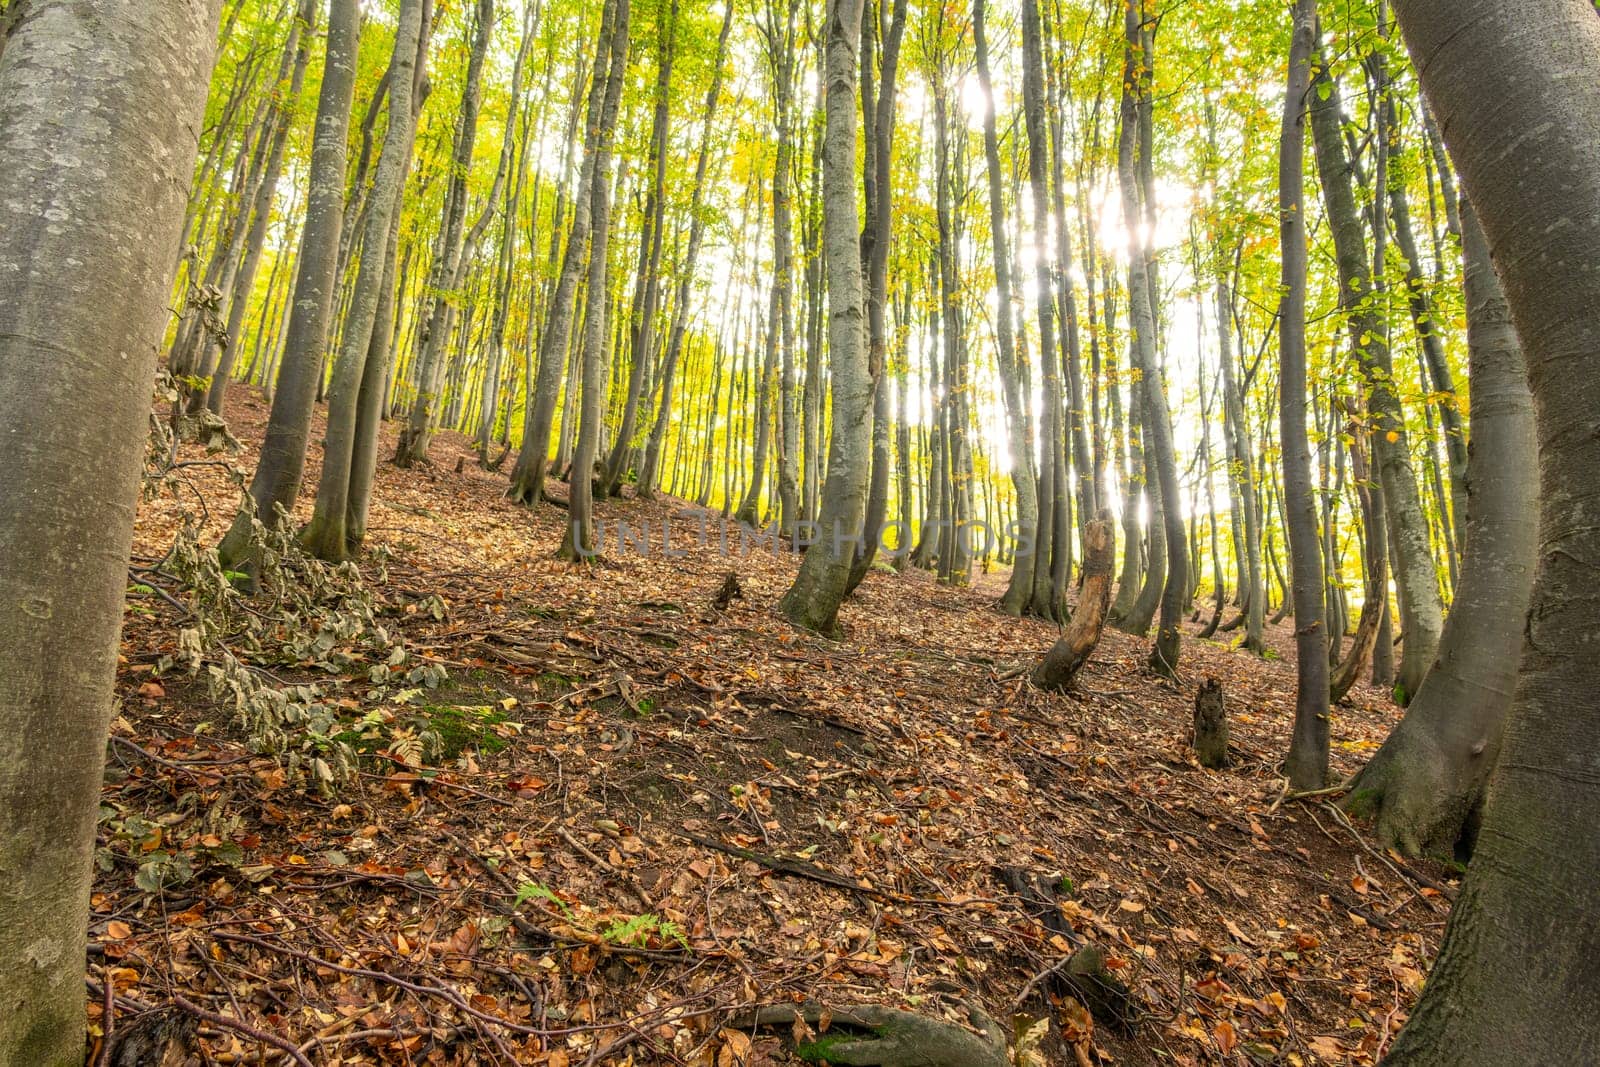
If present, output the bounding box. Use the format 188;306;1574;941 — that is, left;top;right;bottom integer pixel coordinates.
777;0;868;636
1032;514;1116;691
1382;2;1600;1060
1308;52;1443;705
218;0;361;571
1278;0;1329;792
0;3;217;1062
1342;197;1537;861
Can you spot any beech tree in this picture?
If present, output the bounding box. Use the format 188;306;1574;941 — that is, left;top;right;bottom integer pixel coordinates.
1277;0;1328;792
778;0;868;635
0;2;218;1060
1380;3;1600;1056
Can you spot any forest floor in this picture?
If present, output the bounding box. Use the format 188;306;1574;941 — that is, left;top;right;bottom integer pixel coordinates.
93;386;1454;1067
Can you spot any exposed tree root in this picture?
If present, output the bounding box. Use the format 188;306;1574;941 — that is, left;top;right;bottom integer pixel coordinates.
734;1000;1009;1067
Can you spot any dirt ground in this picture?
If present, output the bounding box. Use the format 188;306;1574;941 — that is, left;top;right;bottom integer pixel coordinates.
92;386;1451;1066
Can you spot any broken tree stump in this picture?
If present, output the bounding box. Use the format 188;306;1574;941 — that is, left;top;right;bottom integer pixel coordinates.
711;571;742;612
1031;512;1115;691
1193;677;1230;769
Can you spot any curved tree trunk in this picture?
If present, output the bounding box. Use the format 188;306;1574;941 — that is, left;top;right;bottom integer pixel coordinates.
1308;47;1443;705
1342;197;1536;860
1383;2;1600;1060
1032;514;1116;691
0;2;217;1060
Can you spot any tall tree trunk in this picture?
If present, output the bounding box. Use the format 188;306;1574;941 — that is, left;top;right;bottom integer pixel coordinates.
205;0;316;416
638;0;734;500
844;0;907;595
1382;3;1600;1059
1116;0;1186;678
1308;49;1443;705
558;0;629;559
778;0;868;635
973;0;1037;615
1279;0;1328;791
1021;0;1064;620
602;0;677;497
303;0;424;560
508;1;611;506
0;2;217;1060
395;0;494;467
219;0;361;570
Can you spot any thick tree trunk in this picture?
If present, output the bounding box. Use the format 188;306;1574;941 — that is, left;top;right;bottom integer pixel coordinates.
0;2;217;1061
778;0;868;635
1382;3;1600;1060
1343;197;1536;860
1278;0;1329;792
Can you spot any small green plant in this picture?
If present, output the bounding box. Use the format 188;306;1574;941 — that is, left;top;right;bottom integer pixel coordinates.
603;913;688;949
513;881;574;919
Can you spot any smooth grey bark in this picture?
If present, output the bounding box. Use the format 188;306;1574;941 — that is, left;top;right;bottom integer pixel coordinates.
778;0;868;635
1114;0;1185;678
974;0;1037;615
395;0;493;467
0;2;217;1061
1344;196;1536;858
844;0;907;595
303;0;423;560
1382;3;1600;1061
1278;0;1328;791
1216;273;1266;652
1385;113;1468;562
1020;0;1064;620
218;0;360;569
1308;51;1442;705
558;0;629;559
508;0;611;507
